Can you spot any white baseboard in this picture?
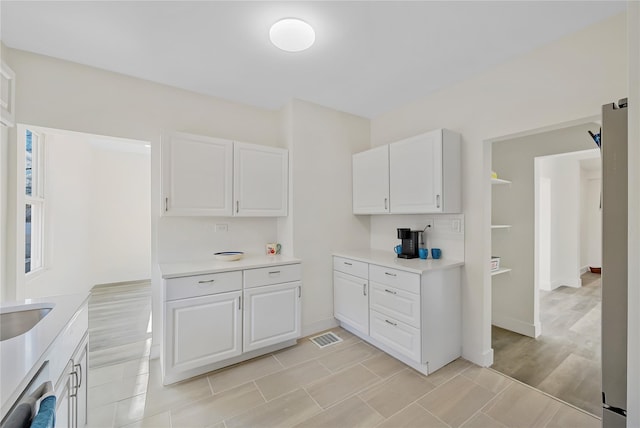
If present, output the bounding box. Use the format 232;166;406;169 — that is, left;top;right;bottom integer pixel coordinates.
580;266;590;274
492;313;539;338
550;276;582;289
150;343;160;360
301;317;339;337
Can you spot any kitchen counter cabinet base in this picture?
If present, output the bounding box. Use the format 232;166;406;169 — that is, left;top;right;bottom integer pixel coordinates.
334;256;461;376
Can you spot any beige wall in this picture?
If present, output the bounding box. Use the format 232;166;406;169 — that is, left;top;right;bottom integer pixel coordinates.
370;13;628;365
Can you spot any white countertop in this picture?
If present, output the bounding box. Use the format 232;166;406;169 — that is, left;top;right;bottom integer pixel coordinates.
0;293;89;418
333;249;464;274
159;254;302;279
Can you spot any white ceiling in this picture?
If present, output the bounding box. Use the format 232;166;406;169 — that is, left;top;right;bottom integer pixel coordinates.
0;1;627;118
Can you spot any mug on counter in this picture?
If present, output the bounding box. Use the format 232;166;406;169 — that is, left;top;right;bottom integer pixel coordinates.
266;243;282;255
394;245;402;255
431;248;442;259
419;248;428;259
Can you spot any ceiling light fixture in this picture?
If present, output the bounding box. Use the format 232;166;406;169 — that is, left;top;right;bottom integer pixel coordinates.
269;18;315;52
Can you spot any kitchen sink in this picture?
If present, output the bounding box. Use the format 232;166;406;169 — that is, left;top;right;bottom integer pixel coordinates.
0;306;53;341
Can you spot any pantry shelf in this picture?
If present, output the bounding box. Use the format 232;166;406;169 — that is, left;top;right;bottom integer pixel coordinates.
491;268;512;276
491;225;512;229
491;178;512;185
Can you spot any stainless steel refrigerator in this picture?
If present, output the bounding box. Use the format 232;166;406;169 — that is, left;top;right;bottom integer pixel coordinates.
601;98;628;427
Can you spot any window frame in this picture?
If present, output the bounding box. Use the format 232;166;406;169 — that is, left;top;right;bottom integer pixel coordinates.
25;129;45;275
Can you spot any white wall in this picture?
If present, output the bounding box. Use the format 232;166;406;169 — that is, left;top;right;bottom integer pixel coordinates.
370;12;627;363
25;132;94;298
281;99;371;334
581;170;602;270
90;141;151;285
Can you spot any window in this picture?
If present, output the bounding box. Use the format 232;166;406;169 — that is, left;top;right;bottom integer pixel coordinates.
25;129;44;274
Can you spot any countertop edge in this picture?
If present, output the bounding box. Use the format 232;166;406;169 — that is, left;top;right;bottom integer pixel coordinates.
333;250;464;274
160;256;302;279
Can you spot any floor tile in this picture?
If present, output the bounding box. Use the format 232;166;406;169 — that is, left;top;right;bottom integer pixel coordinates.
113;394;148;427
273;328;360;367
545;405;601;428
255;359;332;401
425;358;473;386
317;341;379;372
207;354;283;393
461;366;513;394
418;375;495;428
460;412;507;428
86;402;116;428
375;403;447;428
295;395;383;428
306;364;380;409
483;382;562;428
89;373;149;409
171;381;265;427
143;373;213;417
360;352;406;379
359;369;436;418
119;411;171;428
226;388;321;428
89;363;126;388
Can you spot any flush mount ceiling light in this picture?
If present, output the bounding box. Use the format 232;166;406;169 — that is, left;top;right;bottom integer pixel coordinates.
269;18;315;52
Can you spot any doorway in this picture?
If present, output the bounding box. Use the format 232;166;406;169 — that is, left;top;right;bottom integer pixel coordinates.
489;122;602;416
10;125;152;300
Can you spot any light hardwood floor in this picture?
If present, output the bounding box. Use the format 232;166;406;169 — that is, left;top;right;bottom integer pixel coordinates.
87;281;600;428
491;272;602;417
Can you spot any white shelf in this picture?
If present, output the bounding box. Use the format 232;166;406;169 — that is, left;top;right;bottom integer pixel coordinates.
491;268;512;276
491;224;512;229
491;178;512;185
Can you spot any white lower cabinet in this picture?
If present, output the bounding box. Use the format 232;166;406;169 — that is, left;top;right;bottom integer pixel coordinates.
166;291;242;373
55;333;89;428
243;282;301;352
333;271;369;336
162;262;301;384
333;255;461;376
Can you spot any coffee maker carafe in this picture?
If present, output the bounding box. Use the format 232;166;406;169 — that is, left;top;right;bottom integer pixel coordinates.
397;228;420;259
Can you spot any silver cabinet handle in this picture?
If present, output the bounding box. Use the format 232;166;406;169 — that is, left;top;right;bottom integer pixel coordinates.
343;262;352;266
384;197;388;210
198;279;215;284
436;194;441;208
385;319;397;326
165;197;169;212
238;296;242;310
363;283;367;296
75;363;83;388
384;272;397;277
384;289;397;295
268;271;281;275
236;200;239;213
298;286;301;298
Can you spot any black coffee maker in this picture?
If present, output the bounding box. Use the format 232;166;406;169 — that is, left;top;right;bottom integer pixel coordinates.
397;228;420;259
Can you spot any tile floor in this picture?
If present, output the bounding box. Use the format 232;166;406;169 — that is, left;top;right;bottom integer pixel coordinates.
491;272;602;416
87;327;600;428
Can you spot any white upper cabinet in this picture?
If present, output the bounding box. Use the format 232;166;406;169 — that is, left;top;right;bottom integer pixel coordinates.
234;142;288;217
162;133;233;216
352;129;461;214
353;145;390;214
162;134;288;217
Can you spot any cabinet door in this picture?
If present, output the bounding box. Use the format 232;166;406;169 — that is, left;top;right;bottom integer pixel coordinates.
353;145;390;214
243;282;301;352
389;131;443;213
234;142;288;217
55;360;74;428
333;271;369;335
370;310;421;362
165;291;242;373
162;133;233;216
73;335;88;428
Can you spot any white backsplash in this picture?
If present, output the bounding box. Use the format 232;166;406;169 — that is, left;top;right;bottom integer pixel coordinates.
370;213;465;261
157;216;278;263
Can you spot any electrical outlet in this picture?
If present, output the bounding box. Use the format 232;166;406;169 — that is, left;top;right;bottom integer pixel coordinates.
452;219;461;232
215;224;228;233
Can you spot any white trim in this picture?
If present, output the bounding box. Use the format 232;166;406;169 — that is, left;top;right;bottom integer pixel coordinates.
580;265;590;274
550;276;582;289
492;314;541;338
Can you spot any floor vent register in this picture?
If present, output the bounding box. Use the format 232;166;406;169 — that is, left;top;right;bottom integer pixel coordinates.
309;332;343;348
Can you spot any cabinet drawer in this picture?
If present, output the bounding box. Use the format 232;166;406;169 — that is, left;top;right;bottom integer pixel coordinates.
244;263;301;288
370;310;421;362
369;265;420;294
165;271;242;301
370;282;420;328
333;257;368;279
